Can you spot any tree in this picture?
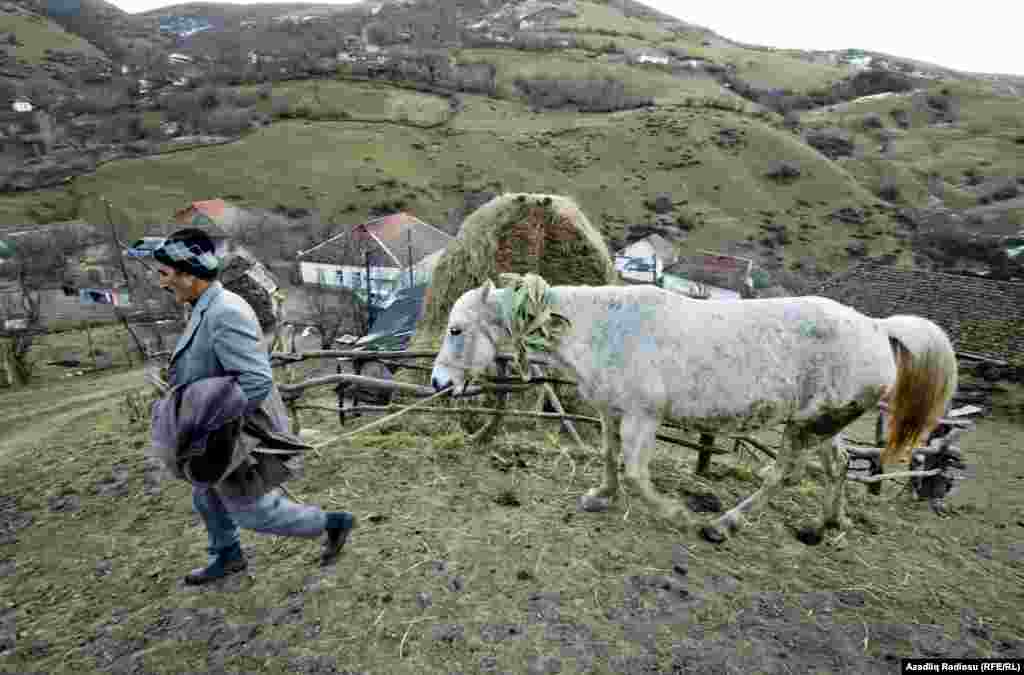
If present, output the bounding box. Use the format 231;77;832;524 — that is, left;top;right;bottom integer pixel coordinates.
304;285;365;349
0;230;76;386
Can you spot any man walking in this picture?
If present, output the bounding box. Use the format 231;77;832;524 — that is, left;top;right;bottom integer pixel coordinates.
150;228;355;585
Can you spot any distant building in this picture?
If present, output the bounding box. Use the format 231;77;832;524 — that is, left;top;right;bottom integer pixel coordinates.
615;234;677;282
296;213;453;305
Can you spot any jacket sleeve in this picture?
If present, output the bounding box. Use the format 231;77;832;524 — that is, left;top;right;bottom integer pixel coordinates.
211;305;274;410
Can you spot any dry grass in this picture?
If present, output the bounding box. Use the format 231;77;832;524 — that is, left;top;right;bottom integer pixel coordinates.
1;366;1023;673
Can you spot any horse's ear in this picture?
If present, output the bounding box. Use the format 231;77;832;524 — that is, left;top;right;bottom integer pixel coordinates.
480;279;496;302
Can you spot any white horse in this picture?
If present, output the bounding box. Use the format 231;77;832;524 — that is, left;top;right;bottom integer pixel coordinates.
430;277;958;543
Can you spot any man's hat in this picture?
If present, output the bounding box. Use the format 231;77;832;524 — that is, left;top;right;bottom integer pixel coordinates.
153;228;220;280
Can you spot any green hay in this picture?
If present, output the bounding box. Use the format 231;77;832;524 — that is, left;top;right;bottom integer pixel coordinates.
399;193;616;421
412;193;617;343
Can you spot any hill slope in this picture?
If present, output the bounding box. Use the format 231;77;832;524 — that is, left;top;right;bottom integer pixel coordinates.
0;0;1021;283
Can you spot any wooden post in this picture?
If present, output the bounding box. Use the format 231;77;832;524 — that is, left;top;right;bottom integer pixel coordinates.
695;432;715;476
351;356;364;419
869;410;886;495
335;358;348;427
84;320;97;369
530;364;587;451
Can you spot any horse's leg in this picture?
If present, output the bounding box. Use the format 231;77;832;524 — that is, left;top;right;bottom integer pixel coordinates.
701;425;807;543
579;411;622;512
620;413;693;528
816;435;852;532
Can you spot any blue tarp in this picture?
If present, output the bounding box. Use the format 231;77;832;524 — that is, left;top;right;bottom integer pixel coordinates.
358;284;427;351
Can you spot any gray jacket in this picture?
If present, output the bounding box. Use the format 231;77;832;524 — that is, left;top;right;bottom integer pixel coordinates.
153;283;307;498
150;375;308;498
168;282;273;408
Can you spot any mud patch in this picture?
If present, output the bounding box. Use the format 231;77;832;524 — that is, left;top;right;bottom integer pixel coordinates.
525;592;561;624
94;463;131;498
684;492;722;513
0;607;15;657
48;491;81;513
0;495;32;545
481;623;527;643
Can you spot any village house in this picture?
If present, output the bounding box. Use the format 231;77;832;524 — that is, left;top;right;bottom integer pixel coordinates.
614;233;677;282
174;199;248;256
11;98;33;114
661;250;756;299
631;48;670;66
296;213;453;305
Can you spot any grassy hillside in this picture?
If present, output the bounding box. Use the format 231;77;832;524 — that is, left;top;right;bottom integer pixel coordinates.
0;78;900;273
1;0;1021;280
802;80;1024;230
0;12;106;63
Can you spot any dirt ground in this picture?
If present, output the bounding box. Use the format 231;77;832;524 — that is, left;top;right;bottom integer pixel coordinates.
1;366;1022;674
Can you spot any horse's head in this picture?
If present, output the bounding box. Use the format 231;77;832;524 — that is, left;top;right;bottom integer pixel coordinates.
431;280;505;393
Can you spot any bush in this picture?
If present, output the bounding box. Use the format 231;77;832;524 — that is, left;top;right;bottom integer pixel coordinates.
890;107;910;129
765;160;801;182
201;106;254;136
877;175;901;202
977;177;1019;204
513;76;652;112
862;112;884;130
804;127;855;159
269;96;293;118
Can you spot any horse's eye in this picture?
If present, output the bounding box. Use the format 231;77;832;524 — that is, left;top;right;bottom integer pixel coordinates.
449;327;463;337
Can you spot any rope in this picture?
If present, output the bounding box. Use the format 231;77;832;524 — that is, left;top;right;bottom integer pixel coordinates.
308;386;453;449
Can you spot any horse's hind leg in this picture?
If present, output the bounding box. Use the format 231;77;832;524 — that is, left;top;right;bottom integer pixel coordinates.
619;413;693;528
701;425;807;543
818;436;851;532
580;412;622;512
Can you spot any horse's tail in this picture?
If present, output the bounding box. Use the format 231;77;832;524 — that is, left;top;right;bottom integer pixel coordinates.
877;315;958;465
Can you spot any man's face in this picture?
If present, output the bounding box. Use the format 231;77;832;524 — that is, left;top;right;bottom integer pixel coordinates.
157;264;198;305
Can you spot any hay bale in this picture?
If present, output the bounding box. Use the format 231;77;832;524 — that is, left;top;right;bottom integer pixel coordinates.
219;253;282;331
414;193;617;341
401;193;616;422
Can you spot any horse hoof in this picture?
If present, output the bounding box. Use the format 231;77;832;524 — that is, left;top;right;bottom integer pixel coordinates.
795;526;824;546
700;525;727;544
578;494;610;513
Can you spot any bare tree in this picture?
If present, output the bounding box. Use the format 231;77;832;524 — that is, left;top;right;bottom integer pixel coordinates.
0;231;69;386
304;285;364;349
298;221;372;343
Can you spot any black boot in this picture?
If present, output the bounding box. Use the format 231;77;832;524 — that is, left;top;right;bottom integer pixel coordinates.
184;542;247;585
321;512;356;566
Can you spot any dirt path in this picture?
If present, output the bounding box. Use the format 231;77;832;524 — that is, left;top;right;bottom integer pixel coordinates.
0;367;148;459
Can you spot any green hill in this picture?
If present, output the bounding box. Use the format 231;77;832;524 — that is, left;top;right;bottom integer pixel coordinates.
0;0;1021;282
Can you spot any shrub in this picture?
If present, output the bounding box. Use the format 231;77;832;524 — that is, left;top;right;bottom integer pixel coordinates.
977;177;1019;204
765;160;801;182
269;96;293;118
861;112;884;130
201;106;254;136
877;175;901;202
890;107;910;129
513;76;652;112
804;127;854;159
